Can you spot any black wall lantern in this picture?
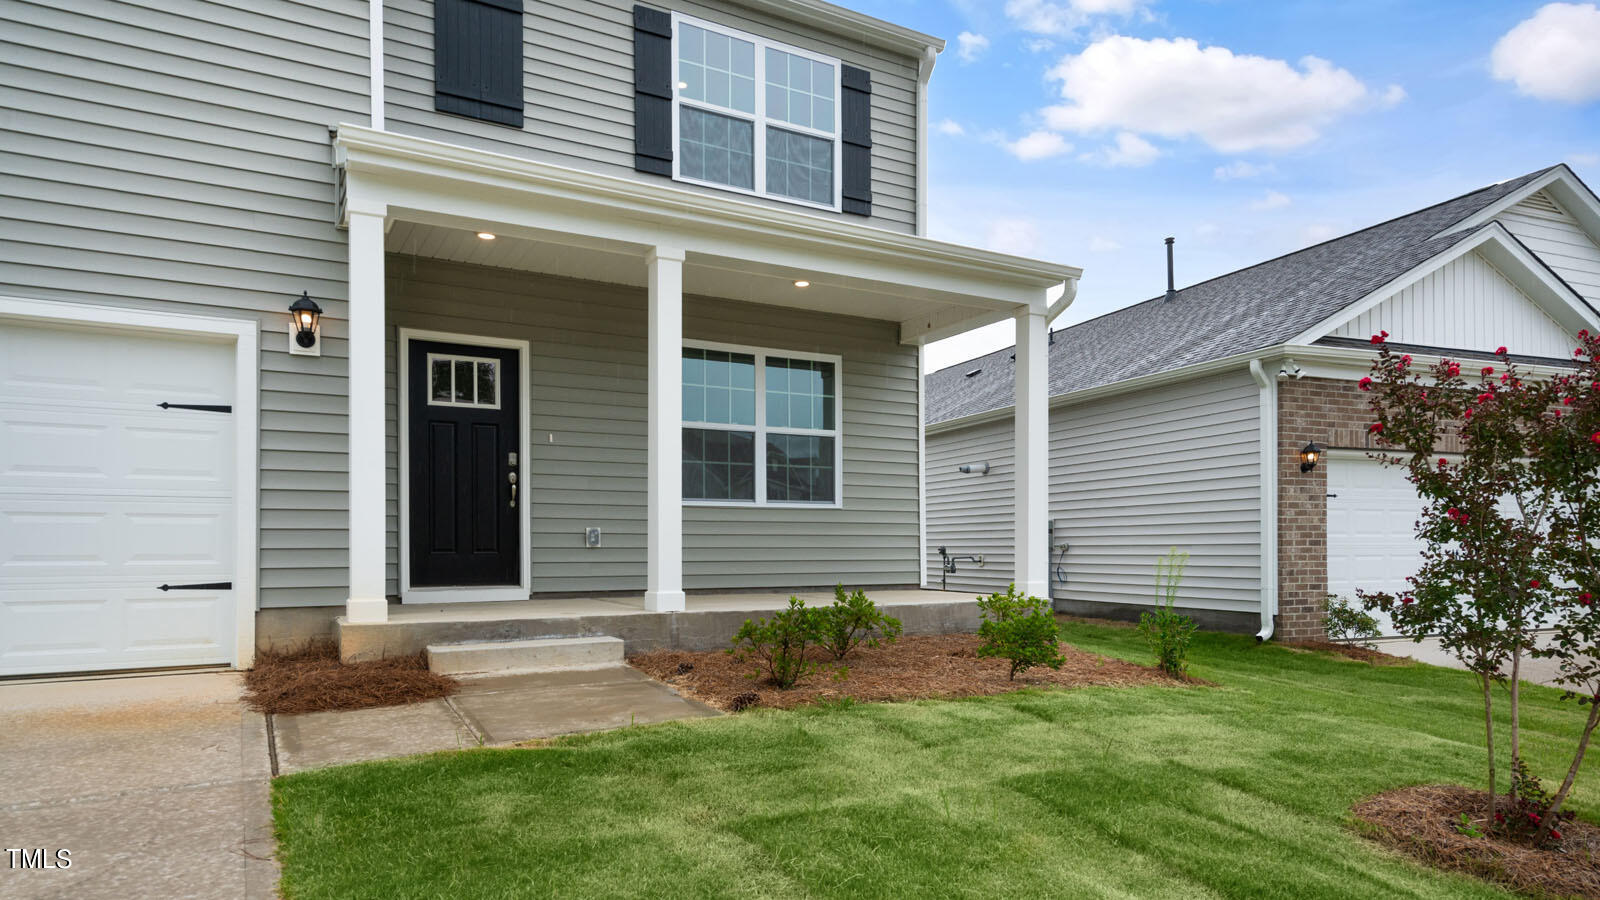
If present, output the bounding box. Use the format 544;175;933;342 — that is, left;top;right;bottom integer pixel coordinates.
1299;442;1324;473
288;292;322;356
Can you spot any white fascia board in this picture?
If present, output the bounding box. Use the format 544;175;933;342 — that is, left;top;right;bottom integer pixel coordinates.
737;0;945;57
1287;223;1600;347
1442;165;1600;244
335;126;1077;307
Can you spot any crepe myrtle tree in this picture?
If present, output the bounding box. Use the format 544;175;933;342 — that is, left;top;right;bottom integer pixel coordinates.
1523;327;1600;840
1355;334;1558;826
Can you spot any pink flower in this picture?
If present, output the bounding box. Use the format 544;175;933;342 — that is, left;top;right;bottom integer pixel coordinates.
1465;408;1474;419
1552;829;1563;840
1565;397;1575;406
1447;363;1461;377
1359;376;1374;391
1580;593;1592;606
1592;432;1600;445
1530;578;1542;589
1477;392;1493;404
1438;457;1448;468
1579;348;1588;357
1401;595;1415;605
1368;422;1384;434
1398;354;1413;368
1482;366;1495;376
1496;346;1508;355
1370;330;1389;345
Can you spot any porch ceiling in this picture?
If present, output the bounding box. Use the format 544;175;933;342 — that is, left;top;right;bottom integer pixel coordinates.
386;219;1010;332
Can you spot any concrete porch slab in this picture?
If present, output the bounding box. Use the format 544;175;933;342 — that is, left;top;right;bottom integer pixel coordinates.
339;588;979;661
450;666;719;743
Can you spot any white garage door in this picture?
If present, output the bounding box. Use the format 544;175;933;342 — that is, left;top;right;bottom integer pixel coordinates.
1326;453;1424;637
0;321;237;675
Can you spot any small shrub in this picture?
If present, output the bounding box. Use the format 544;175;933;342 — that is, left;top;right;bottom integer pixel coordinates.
1324;594;1381;649
728;597;825;689
976;584;1064;680
819;584;903;660
1501;757;1574;844
1137;548;1198;677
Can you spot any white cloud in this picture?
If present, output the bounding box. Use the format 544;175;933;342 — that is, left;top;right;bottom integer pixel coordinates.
1004;0;1149;35
1088;235;1122;252
1025;38;1056;53
1091;131;1161;167
1041;36;1379;153
1380;84;1407;107
1491;3;1600;103
1004;130;1074;161
956;31;991;64
983;218;1042;256
937;118;967;136
1251;190;1292;211
1569;152;1600;166
1213;160;1275;181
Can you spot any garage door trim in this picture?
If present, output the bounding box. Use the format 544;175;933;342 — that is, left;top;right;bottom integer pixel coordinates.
0;295;259;670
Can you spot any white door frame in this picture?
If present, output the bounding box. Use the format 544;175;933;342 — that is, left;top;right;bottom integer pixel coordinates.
0;295;260;668
397;327;531;603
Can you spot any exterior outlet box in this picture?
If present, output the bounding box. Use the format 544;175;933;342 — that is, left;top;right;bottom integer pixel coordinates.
584;527;601;548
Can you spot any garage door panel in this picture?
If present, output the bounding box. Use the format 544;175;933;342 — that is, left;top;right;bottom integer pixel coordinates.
0;320;237;675
0;407;231;496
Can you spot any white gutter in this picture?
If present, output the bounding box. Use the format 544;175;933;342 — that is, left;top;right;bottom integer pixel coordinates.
1046;277;1077;323
914;45;938;237
1247;360;1278;642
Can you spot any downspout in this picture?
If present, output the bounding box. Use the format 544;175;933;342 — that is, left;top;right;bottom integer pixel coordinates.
1248;360;1278;642
369;0;385;129
917;343;928;587
914;45;937;237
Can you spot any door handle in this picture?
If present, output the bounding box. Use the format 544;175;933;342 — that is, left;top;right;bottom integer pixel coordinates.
508;470;518;508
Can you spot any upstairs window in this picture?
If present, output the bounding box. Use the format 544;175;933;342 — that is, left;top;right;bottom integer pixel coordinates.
671;15;840;211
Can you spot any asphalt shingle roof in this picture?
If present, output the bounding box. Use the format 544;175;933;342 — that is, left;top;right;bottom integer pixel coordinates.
925;167;1559;426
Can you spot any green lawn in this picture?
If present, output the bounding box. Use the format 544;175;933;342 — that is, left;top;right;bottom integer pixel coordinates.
272;623;1599;899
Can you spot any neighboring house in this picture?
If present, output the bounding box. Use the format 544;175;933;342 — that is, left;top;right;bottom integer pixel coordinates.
924;165;1600;642
0;0;1080;676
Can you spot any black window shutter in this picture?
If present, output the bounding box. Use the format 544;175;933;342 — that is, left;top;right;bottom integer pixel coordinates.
633;5;674;175
840;64;872;217
435;0;524;128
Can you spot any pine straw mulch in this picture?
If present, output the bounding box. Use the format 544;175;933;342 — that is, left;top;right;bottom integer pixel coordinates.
629;633;1199;712
1286;640;1410;665
242;640;459;715
1354;784;1600;899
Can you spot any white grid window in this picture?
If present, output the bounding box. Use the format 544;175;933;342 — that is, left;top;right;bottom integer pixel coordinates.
427;354;500;408
681;342;843;506
672;14;842;211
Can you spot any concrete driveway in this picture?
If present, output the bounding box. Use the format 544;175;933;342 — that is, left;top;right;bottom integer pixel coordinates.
0;671;275;900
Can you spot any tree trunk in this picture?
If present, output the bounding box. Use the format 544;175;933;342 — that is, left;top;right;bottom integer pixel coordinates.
1510;644;1522;799
1542;698;1600;842
1483;672;1498;824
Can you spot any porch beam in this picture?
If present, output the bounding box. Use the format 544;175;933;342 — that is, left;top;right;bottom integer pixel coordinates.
346;202;389;623
1013;305;1050;599
646;246;687;612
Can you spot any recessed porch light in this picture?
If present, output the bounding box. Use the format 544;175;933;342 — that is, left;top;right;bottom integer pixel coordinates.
477;232;496;241
794;280;810;288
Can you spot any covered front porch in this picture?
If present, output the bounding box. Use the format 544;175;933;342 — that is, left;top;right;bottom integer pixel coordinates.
332;124;1078;640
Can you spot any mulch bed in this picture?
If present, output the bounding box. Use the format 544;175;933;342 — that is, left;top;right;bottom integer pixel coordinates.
1354;784;1600;899
629;633;1195;711
242;640;459;715
1287;640;1409;665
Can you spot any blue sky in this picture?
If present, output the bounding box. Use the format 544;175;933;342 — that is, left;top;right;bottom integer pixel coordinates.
848;1;1600;371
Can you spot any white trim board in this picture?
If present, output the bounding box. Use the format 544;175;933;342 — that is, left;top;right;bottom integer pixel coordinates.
397;327;532;604
0;295;261;669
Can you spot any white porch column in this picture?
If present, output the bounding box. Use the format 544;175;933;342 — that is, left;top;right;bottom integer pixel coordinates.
346;203;389;623
645;247;687;612
1013;306;1050;598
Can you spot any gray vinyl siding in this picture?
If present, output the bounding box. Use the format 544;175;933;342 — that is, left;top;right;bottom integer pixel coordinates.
0;0;370;609
383;0;919;233
385;255;921;595
925;371;1264;614
923;416;1014;595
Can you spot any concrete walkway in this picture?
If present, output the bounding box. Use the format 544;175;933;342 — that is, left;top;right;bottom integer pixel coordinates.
272;665;718;774
0;671;276;900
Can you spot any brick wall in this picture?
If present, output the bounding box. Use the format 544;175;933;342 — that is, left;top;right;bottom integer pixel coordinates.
1276;377;1378;641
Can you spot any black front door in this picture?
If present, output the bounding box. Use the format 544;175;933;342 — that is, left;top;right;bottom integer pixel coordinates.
408;339;521;587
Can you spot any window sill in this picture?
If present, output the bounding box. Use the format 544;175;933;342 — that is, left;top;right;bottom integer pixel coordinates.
684;499;843;510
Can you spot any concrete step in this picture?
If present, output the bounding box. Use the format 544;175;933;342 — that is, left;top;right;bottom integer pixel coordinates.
426;636;625;677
